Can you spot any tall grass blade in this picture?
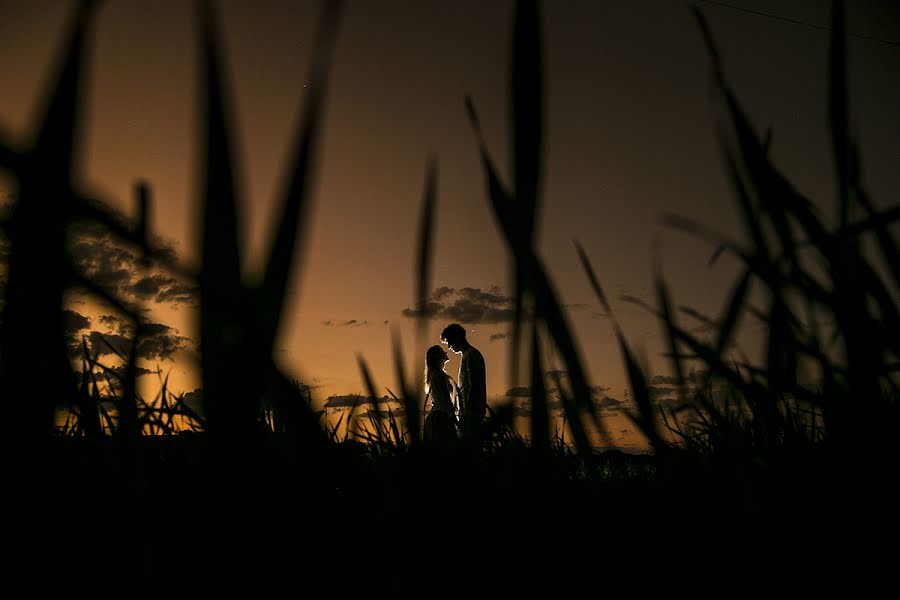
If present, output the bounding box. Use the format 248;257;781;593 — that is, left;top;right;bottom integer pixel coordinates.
653;259;687;397
467;97;604;452
529;324;549;452
465;94;525;388
342;395;362;443
391;328;419;448
853;187;900;299
135;181;150;252
721;145;770;265
98;399;117;436
357;354;385;444
384;387;406;448
532;259;604;446
196;0;254;444
575;240;611;316
511;0;542;236
32;0;96;177
511;1;543;396
258;0;342;348
117;322;142;441
0;0;96;451
0;140;19;171
618;328;664;451
414;157;437;352
713;268;752;358
77;338;102;439
828;0;851;227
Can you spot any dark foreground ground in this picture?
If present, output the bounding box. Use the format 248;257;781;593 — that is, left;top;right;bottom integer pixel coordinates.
1;433;896;599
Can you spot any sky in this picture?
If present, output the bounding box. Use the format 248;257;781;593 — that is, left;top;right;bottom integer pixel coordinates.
1;0;898;450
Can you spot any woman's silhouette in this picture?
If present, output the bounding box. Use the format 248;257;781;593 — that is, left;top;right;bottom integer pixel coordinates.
423;344;459;445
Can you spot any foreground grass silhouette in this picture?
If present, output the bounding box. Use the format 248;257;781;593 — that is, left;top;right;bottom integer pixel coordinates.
1;0;898;598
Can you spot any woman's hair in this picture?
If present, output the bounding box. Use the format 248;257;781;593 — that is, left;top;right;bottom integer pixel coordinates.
424;344;447;394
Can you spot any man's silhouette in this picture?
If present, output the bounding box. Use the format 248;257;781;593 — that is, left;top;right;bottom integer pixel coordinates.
441;323;486;438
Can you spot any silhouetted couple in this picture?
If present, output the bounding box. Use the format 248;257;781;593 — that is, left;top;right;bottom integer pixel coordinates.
423;323;486;446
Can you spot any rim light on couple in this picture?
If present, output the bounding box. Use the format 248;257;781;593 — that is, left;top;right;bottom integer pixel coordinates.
423;323;487;444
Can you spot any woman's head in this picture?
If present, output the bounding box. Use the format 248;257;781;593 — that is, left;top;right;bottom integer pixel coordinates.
424;345;449;392
425;344;449;372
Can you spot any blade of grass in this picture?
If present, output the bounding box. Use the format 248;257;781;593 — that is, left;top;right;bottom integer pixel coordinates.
0;0;97;450
414;156;437;355
258;0;343;348
828;0;851;227
391;327;419;448
529;323;548;452
358;354;386;445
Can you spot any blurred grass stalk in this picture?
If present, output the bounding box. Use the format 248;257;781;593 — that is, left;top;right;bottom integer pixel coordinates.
607;0;900;466
0;1;168;463
462;0;900;469
465;0;610;460
196;0;341;460
666;0;900;463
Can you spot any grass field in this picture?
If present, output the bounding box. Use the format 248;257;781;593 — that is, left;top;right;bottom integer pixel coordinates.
1;1;898;597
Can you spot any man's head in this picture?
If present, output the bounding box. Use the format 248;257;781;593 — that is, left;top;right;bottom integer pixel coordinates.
440;323;467;354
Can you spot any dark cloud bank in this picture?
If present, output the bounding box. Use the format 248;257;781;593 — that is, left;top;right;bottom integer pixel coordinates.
63;309;190;362
322;319;368;327
69;221;197;308
402;286;514;324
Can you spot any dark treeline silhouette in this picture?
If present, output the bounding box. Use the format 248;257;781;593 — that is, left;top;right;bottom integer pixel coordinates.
1;0;897;598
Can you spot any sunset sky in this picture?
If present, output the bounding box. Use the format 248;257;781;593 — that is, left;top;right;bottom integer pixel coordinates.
1;0;898;450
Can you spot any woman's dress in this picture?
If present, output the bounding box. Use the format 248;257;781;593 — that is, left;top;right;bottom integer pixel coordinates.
424;371;458;443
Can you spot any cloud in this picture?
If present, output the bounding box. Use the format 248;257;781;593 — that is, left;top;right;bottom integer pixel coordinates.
497;375;627;416
522;370;608;393
647;370;710;389
68;221;197;308
86;331;131;358
97;313;137;338
648;386;677;399
108;364;157;378
504;386;532;398
125;274;197;305
137;325;189;360
508;402;531;418
502;396;569;418
98;314;120;330
74;364;157;391
81;318;189;361
594;396;623;411
62;310;91;333
62;312;193;363
323;394;391;409
62;309;93;357
322;319;369;327
155;283;196;304
402;286;515;324
512;394;624;416
357;407;406;420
